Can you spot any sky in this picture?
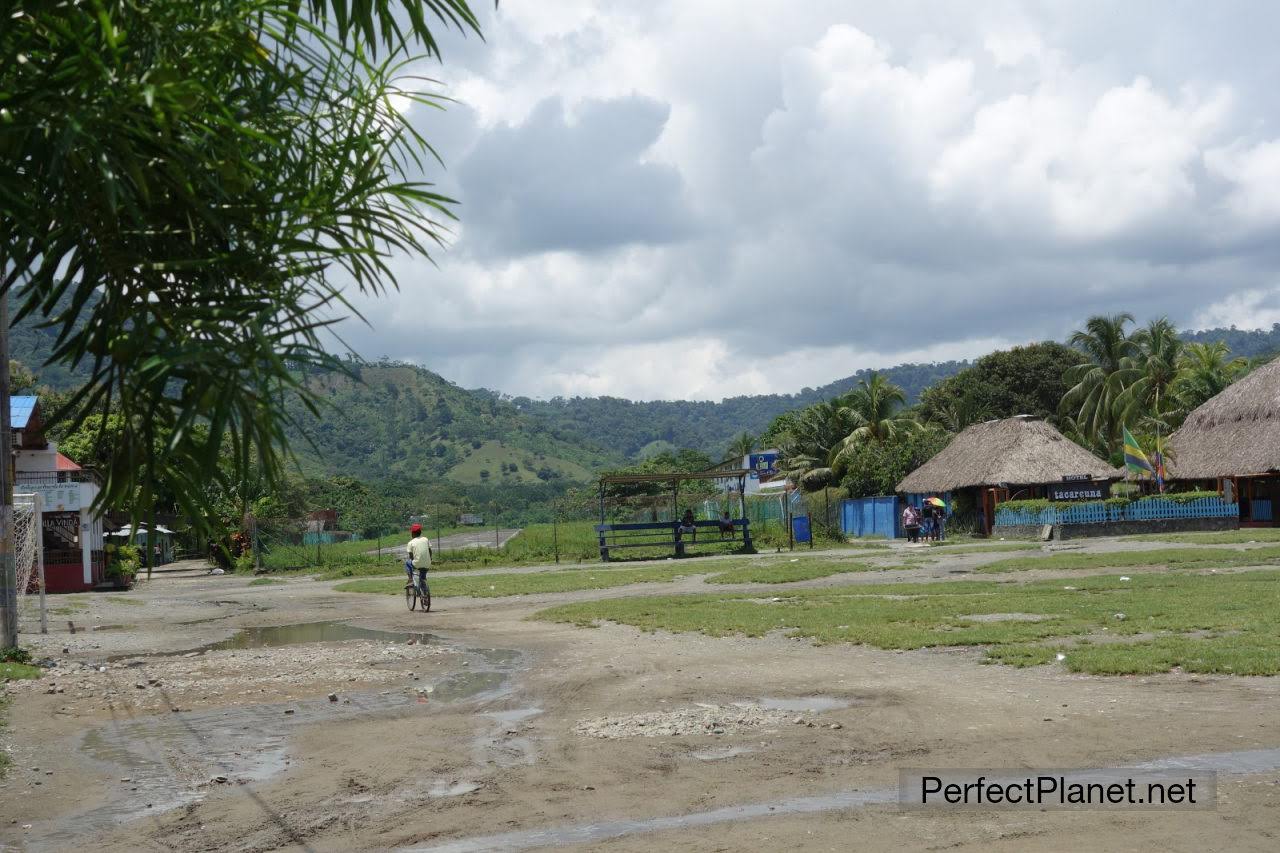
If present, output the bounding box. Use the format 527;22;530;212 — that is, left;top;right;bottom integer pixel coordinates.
340;1;1280;402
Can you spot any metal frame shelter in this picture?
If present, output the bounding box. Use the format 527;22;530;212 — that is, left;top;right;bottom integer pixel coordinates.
596;469;753;561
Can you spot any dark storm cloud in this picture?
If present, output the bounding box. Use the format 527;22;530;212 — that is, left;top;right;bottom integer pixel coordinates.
453;95;696;256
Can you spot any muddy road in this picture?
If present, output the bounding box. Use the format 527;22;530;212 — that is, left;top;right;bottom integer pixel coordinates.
3;549;1280;851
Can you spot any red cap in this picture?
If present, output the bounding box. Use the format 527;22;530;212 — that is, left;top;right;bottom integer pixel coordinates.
410;523;422;535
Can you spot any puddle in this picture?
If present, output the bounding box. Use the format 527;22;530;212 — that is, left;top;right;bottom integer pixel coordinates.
742;696;851;712
26;628;524;851
405;747;1280;853
484;707;543;725
690;746;755;761
428;780;482;798
206;621;440;651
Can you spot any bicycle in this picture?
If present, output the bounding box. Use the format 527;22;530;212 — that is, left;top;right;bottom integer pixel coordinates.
404;563;431;612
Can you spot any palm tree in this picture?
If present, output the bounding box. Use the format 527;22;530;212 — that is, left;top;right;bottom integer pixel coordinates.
1114;317;1184;432
834;373;916;462
1174;341;1248;414
926;395;993;434
1060;313;1136;453
775;400;851;490
726;431;757;460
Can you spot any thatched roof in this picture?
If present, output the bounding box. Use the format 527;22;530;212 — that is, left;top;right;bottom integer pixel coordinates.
1168;357;1280;478
896;416;1121;493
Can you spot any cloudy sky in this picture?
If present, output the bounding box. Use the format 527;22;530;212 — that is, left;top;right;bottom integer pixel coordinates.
342;0;1280;401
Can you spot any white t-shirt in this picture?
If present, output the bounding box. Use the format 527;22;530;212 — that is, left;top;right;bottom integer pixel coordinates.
407;536;433;567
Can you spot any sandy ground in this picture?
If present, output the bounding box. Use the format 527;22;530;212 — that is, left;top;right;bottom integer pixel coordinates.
2;543;1280;852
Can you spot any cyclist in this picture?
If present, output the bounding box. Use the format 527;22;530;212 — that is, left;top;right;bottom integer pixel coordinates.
406;522;432;595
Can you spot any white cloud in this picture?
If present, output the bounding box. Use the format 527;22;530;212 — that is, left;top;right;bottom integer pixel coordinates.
1193;287;1280;330
332;2;1280;400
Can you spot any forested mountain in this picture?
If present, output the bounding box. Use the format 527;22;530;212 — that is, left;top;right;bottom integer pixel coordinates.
509;360;969;459
11;301;1276;476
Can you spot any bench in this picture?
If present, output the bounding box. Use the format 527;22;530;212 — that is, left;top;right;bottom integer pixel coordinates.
595;519;752;561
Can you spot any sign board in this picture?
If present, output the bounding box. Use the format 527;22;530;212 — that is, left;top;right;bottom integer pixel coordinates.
748;452;779;480
792;515;812;543
1061;473;1093;482
23;482;82;512
1047;481;1110;502
458;513;484;526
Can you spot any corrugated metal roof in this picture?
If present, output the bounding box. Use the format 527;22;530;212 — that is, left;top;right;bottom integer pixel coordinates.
9;396;38;430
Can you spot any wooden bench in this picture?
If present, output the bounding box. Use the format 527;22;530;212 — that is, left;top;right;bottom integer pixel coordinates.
595;519;752;561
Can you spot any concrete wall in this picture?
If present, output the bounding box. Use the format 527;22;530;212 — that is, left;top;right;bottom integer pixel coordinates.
1056;516;1238;540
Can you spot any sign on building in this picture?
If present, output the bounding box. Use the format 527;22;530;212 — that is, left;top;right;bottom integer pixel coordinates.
24;482;81;512
748;452;779;480
1047;481;1110;502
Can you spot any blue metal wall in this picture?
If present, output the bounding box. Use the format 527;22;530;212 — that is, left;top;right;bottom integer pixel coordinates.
840;496;900;539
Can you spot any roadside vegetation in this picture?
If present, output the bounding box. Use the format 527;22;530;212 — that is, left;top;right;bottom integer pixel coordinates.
535;570;1280;675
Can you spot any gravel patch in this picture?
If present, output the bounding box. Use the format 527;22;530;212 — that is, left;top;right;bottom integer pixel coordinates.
575;704;816;739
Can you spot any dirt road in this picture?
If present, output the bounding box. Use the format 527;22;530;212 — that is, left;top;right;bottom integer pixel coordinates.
3;544;1280;851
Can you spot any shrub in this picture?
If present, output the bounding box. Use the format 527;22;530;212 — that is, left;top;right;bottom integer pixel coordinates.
234;551;256;573
1139;490;1222;504
0;646;32;665
104;543;141;580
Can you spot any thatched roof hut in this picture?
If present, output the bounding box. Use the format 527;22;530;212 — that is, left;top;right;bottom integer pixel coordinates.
897;415;1120;493
1167;357;1280;479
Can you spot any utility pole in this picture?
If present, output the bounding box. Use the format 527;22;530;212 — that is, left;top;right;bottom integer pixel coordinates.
0;291;16;649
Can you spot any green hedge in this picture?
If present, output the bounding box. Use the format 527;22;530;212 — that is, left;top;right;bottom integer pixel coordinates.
998;491;1226;516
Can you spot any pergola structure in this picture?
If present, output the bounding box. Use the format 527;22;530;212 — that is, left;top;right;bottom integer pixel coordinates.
596;469;753;560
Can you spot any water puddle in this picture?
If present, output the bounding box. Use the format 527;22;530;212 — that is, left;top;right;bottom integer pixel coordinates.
740;696;851;712
206;621;440;651
484;707;544;725
406;747;1280;853
25;625;523;851
690;746;755;761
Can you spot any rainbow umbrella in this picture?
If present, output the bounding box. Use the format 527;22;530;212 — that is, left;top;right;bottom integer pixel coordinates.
925;497;947;508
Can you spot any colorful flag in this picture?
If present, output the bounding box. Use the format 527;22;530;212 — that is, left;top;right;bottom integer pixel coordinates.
1123;426;1155;480
1152;438;1167;493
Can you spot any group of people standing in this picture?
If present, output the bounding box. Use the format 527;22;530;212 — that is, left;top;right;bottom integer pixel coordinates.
901;500;946;544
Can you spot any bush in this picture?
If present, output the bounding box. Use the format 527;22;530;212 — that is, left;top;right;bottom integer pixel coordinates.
0;646;32;665
234;551;256;573
104;543;141;579
1140;490;1222;504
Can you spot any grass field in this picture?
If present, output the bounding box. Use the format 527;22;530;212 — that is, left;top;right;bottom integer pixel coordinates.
1134;529;1280;545
925;542;1042;553
445;440;592;485
535;569;1280;675
979;544;1280;573
703;559;876;584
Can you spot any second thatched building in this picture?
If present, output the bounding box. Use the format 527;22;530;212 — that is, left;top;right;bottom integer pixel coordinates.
896;415;1122;535
1168;356;1280;526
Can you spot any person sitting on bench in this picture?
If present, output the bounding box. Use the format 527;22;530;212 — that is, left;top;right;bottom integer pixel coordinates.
717;510;735;539
677;509;697;542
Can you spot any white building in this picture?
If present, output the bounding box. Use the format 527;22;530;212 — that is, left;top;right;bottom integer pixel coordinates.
10;396;105;592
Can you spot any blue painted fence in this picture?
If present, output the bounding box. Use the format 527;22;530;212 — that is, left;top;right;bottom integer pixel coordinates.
994;497;1238;528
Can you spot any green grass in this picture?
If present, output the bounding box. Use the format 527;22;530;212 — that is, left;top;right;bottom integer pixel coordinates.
0;662;41;680
105;595;144;606
705;559;876;584
446;440;592;485
926;542;1041;553
1132;529;1280;545
247;577;284;586
335;563;709;598
979;545;1280;574
535;569;1280;675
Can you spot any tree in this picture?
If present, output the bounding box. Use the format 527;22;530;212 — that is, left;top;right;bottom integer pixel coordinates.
840;428;951;499
834;373;916;462
1060;314;1136;453
1114;318;1185;432
776;400;852;490
726;432;757;460
919;342;1085;428
2;0;483;539
1174;341;1248;415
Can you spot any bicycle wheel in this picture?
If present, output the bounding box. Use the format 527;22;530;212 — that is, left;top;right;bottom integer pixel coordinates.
420;582;431;613
405;583;416;611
